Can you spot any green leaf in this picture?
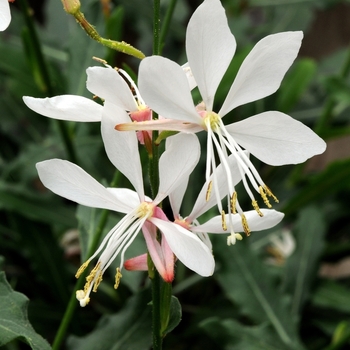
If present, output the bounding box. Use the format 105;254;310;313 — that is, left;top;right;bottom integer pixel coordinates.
276;59;316;113
282;207;326;322
312;280;350;314
163;296;182;335
215;239;303;349
67;289;152;350
0;272;51;349
201;317;293;350
284;159;350;215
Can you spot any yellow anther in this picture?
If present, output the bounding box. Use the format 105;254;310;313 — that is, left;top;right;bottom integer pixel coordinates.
93;272;103;292
264;185;279;203
114;268;122;289
259;186;272;208
230;192;237;214
75;260;90;278
235;233;243;241
241;214;251;237
206;181;213;201
92;56;107;65
221;210;227;231
252;200;263;217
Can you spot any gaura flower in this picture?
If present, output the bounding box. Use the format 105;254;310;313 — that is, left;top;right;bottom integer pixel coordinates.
117;0;326;235
0;0;12;31
125;152;285;272
36;110;214;306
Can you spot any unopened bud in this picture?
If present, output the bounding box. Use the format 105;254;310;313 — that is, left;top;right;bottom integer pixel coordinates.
62;0;80;14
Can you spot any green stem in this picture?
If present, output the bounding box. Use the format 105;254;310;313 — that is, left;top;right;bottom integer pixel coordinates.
52;171;120;350
159;0;178;54
150;1;163;349
18;0;78;164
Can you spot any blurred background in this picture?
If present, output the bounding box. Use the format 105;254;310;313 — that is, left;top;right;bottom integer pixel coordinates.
1;0;350;349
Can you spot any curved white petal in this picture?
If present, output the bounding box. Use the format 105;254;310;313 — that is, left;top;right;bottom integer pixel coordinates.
188;153;243;221
186;0;236;111
182;62;197;91
226;111;326;165
169;177;189;219
155;134;200;204
36;159;128;212
150;218;215;276
0;0;11;31
139;56;202;124
220;31;303;116
193;209;284;234
101;102;145;200
23;95;103;122
86;66;137;112
106;188;141;213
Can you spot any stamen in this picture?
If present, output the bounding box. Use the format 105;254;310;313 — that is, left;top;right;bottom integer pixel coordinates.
259;186;272;208
76;290;90;307
221;210;227;231
264;185;279;203
93;272;103;292
252;200;264;217
241;214;251;237
206;181;213;201
75;260;90;278
114;267;122;289
230;192;237;214
235;233;243;241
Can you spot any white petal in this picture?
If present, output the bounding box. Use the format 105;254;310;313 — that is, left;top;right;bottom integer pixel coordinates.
186;0;236;111
181;62;197;91
150;218;215;276
226;111;326;165
139;56;202;124
106;188;141;212
36;159;128;212
86;66;137;112
101;102;145;200
188;154;243;221
0;0;11;31
155;134;200;204
169;177;189;219
220;31;303;116
23;95;102;122
193;209;284;233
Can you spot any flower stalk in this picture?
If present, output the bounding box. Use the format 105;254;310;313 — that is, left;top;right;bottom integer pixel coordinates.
61;0;145;60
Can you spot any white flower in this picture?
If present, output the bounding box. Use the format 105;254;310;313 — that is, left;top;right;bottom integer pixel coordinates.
0;0;11;31
117;0;326;235
36;112;214;306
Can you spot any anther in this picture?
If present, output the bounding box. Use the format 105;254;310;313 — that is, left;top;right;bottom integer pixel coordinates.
259;186;272;208
230;192;237;214
206;181;213;201
221;210;227;231
241;214;251;237
93;272;103;292
264;185;279;203
114;268;122;289
252;200;264;217
75;260;90;278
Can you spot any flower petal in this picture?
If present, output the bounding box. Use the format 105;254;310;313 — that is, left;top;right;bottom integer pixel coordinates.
150;218;215;277
186;0;236;111
181;62;197;91
23;95;103;122
139;56;202;124
169;177;189;219
36;159;128;212
86;66;137;112
220;31;303;116
117;118;203;133
155;133;200;204
226;111;326;165
193;209;284;234
0;0;11;31
101;102;145;200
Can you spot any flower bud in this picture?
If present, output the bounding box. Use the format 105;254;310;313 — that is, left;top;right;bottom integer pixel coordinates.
61;0;80;14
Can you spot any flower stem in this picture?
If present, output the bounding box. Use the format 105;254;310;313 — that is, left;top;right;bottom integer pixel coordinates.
149;1;163;349
52;171;120;350
18;0;78;165
159;0;178;54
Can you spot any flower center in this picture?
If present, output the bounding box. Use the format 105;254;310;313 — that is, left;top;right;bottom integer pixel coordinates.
203;111;221;132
